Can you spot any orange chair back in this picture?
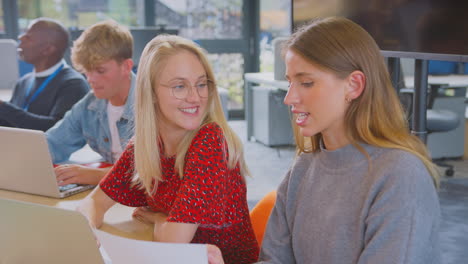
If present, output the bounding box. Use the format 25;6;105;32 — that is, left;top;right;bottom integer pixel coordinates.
249;190;277;248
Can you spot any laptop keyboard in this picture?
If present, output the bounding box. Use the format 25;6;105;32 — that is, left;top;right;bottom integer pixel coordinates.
59;184;78;192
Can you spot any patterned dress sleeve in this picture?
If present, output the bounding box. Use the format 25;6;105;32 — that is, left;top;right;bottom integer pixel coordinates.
167;123;229;225
99;142;148;207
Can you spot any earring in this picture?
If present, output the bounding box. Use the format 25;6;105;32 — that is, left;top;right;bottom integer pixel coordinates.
345;97;352;103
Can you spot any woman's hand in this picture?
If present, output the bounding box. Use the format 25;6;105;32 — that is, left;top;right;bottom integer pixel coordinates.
132;207;167;225
128;208;220;260
207;244;225;264
77;199;103;229
133;207;198;243
77;186;116;229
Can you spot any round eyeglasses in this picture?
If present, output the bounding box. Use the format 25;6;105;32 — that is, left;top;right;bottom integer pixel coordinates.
160;79;212;100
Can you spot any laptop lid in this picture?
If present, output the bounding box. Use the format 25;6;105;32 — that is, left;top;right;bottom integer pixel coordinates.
0;127;91;198
0;198;104;264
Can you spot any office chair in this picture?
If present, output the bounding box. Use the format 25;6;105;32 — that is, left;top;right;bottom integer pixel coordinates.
399;85;460;177
249;190;277;247
425;85;460;176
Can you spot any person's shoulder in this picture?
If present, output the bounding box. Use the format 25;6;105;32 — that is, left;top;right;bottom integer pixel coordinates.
59;67;86;81
288;152;315;175
190;122;224;148
294;151;315;164
371;147;433;186
368;147;438;210
78;90;97;102
67;90;99;112
375;147;425;170
57;67;89;93
197;122;223;137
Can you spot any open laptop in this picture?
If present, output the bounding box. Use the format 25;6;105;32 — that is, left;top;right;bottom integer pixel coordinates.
0;126;94;198
0;198;107;264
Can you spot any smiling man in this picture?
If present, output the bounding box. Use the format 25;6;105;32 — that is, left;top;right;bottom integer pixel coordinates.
46;20;135;186
0;18;88;131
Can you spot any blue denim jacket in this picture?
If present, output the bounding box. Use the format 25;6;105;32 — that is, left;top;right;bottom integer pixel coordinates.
46;73;135;164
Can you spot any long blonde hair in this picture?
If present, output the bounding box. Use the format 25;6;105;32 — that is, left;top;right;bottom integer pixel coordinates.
285;17;439;187
133;34;249;194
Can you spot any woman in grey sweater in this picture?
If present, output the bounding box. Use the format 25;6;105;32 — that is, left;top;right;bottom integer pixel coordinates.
208;17;440;264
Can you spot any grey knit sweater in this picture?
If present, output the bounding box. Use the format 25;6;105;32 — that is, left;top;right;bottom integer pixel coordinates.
259;143;440;264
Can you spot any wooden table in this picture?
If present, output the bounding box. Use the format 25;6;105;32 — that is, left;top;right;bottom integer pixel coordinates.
0;188;153;241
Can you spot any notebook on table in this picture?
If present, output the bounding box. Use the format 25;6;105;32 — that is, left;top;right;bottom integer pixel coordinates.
0;198;107;264
0;126;94;198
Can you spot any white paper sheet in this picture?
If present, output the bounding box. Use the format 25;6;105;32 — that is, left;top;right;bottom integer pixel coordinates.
95;229;208;264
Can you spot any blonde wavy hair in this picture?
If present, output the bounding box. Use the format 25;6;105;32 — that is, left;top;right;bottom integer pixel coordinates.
133;34;249;194
285;17;439;187
71;20;133;72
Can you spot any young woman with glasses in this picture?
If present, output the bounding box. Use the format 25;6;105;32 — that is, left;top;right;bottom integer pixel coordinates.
78;35;259;264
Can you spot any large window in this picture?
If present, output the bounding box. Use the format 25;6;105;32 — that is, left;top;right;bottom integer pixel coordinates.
259;0;290;72
156;0;242;39
12;0;256;117
0;1;4;34
154;0;247;114
207;53;244;109
17;0;142;31
155;0;254;115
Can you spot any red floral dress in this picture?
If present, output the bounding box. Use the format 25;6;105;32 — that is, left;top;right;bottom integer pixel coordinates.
100;122;259;264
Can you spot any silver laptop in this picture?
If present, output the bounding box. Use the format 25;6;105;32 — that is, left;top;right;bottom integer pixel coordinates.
0;126;94;198
0;198;105;264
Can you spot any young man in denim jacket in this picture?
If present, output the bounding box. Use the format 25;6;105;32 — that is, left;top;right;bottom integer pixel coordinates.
46;20;135;186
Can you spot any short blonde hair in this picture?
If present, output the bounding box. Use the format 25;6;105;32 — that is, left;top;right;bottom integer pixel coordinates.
133;34;249;194
71;20;133;72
